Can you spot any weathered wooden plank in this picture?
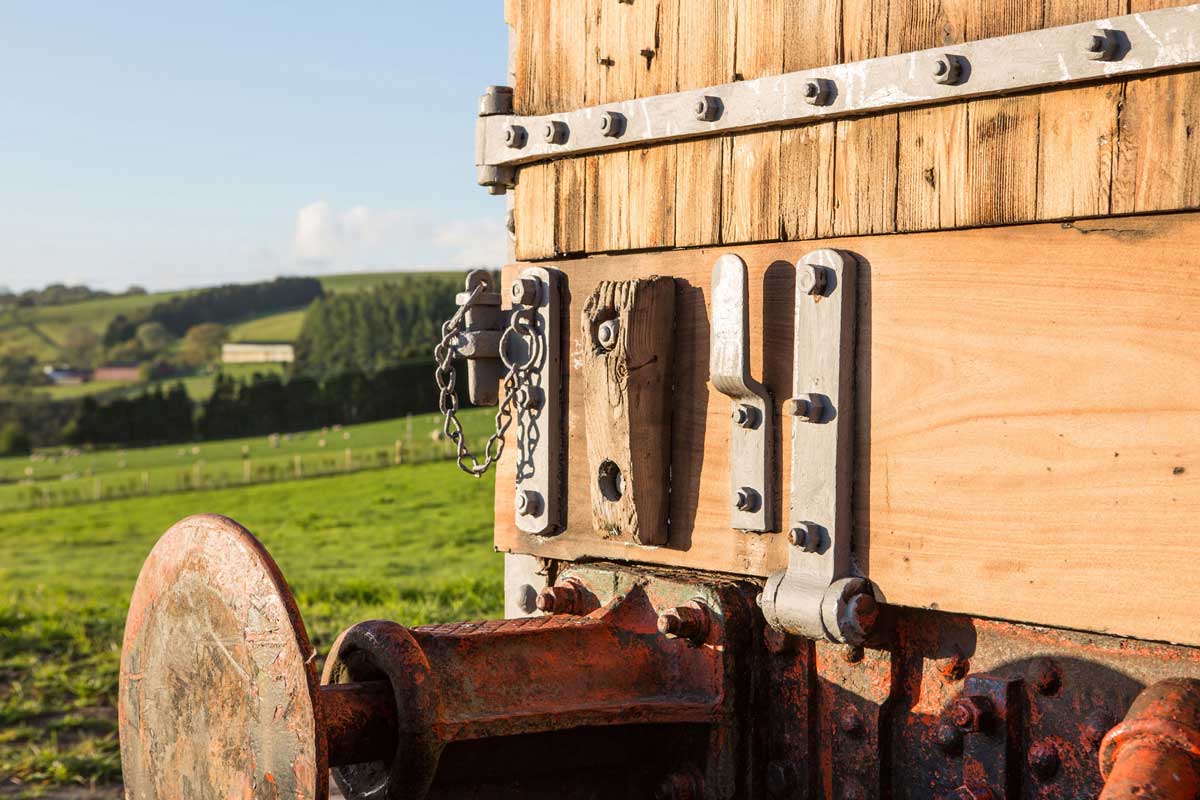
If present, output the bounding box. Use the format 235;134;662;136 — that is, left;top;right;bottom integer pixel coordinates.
496;212;1200;647
1036;83;1119;220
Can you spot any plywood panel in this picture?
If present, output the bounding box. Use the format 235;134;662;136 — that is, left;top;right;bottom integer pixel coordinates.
496;212;1200;646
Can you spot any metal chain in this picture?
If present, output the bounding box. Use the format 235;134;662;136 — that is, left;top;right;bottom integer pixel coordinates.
434;285;533;477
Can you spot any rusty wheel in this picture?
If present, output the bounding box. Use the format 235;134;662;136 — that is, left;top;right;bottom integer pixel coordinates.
118;514;327;800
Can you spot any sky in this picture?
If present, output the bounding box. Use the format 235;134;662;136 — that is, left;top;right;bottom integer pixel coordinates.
0;3;510;293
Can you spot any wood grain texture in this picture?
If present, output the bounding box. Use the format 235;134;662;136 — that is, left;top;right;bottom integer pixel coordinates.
496;213;1200;647
579;278;676;545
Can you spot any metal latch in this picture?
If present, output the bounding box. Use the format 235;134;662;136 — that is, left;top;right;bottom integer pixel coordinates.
435;268;562;536
761;249;878;644
710;254;775;532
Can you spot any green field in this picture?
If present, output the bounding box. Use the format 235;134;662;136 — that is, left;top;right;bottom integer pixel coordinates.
227;308;308;342
0;443;499;796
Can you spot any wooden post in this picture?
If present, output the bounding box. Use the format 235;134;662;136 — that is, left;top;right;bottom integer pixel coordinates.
344;448;352;471
394;439;403;465
192;462;202;488
141;471;150;493
294;454;302;479
93;477;102;500
243;459;251;483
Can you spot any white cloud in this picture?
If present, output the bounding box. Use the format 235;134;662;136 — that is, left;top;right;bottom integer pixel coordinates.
291;201;505;272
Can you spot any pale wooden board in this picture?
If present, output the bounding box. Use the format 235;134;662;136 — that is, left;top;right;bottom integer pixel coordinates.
495;213;1200;646
510;0;1200;258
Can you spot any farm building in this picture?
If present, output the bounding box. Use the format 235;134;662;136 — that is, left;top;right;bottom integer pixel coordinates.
221;342;295;364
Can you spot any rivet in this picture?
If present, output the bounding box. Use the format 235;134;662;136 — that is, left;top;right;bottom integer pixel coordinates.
735;487;761;513
839;706;864;736
1031;658;1062;696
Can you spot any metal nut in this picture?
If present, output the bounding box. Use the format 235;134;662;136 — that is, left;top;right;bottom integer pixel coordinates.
785;393;825;423
803;78;834;106
536;581;584;615
735;487;761;513
542;120;569;144
1085;29;1119;61
732;403;759;429
788;523;821;553
596;318;620;350
514;488;542;517
599;110;626;138
797;263;828;295
511;277;540;306
950;695;994;733
933;53;965;85
503;124;527;149
694;95;722;122
657;601;711;643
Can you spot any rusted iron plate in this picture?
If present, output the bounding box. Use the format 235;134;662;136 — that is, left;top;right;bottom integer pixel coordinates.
118;514;326;800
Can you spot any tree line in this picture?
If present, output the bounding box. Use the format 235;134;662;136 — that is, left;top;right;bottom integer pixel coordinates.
0;283;146;309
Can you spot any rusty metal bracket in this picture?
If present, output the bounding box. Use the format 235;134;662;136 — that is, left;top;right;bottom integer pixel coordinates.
710;254;775;532
761;250;872;644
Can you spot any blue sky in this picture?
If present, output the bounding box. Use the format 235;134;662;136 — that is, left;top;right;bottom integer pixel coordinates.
0;3;509;292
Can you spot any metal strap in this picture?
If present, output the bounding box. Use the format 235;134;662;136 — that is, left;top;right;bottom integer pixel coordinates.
478;4;1200;173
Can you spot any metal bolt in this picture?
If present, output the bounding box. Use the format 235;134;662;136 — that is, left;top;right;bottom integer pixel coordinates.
951;695;994;733
735;487;761;513
935;721;964;755
733;403;759;429
797;263;828;295
536;582;582;615
511;277;540;306
657;602;711;644
933;53;965;85
516;583;539;614
843;593;879;641
1085;29;1118;61
785;393;825;423
940;653;970;682
1031;658;1062;696
838;706;864;736
503;124;527;149
542;120;569;144
518;387;542;410
599;110;626;138
596;318;620;350
478;85;514;116
804;78;834;106
788;523;821;553
694;95;722;122
765;761;798;798
514;489;541;517
843;644;865;664
1028;740;1060;781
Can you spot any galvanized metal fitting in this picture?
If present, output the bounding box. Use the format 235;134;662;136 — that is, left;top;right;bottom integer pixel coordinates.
1085;29;1120;61
599;110;626;138
797;263;828;295
951;695;994;733
535;580;585;614
518;386;542;411
788;523;821;553
735;486;761;513
785;393;825;423
476;165;517;195
542;120;569;144
514;489;542;517
804;78;835;106
503;124;527;149
657;601;712;644
733;403;760;429
933;53;966;85
596;317;620;350
694;95;722;122
511;277;540;306
478;85;514;116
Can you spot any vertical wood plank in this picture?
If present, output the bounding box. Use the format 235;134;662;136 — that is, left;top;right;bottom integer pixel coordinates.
585;152;630;252
1036;83;1119;220
514;163;556;261
629;145;678;248
556;158;588;255
675;138;725;247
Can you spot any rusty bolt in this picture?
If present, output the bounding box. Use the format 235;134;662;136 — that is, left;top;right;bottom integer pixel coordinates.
596;318;620;350
599;110;626;138
935;721;964;755
951;695;994;733
516;583;539;614
511;277;540;306
940;653;970;682
542;119;569;144
797;263;828;295
657;602;711;644
733;403;759;429
785;393;825;423
536;582;582;615
933;53;965;85
1031;658;1062;696
735;486;761;513
694;95;722;122
765;761;798;798
788;523;821;552
843;644;865;664
842;592;879;641
503;124;527;149
655;771;700;800
1028;740;1060;781
838;706;864;736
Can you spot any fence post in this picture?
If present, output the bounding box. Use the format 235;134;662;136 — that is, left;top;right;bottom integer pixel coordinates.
93;477;102;500
344;448;352;471
243;458;251;483
141;471;150;494
294;454;302;479
394;439;403;465
193;461;202;488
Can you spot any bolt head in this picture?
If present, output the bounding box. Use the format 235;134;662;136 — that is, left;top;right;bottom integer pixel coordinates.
788;523;821;552
733;403;759;429
935;721;964;755
1086;30;1116;60
933;54;963;85
511;277;540;306
515;489;541;517
599;110;625;137
785;393;825;423
694;95;722;122
504;124;527;149
542;120;567;144
596;318;620;350
803;79;833;106
797;263;828;295
951;695;993;733
735;486;760;512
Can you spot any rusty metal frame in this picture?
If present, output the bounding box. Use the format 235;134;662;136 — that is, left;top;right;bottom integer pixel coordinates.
477;4;1200;189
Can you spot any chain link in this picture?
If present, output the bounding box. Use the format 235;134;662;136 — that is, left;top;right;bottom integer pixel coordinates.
434;284;533;477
